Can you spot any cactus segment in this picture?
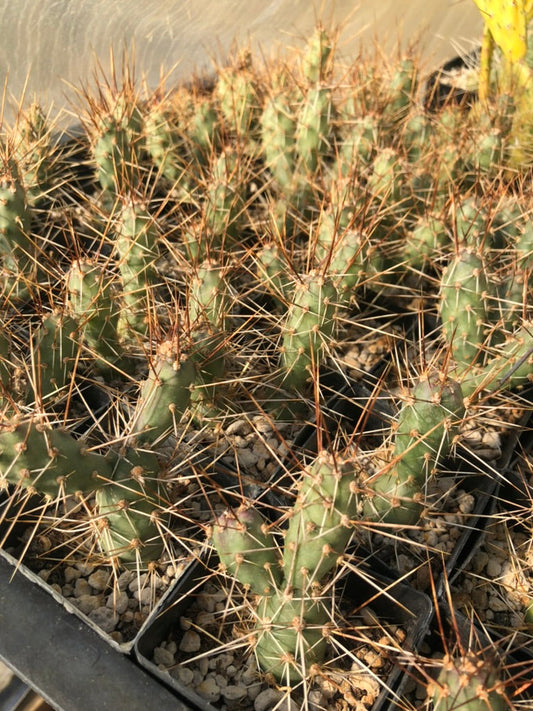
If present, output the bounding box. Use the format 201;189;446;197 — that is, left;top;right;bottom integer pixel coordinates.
92;97;144;194
30;313;80;403
0;421;112;498
204;149;245;241
337;114;378;169
0;158;32;276
216;50;261;136
65;259;121;372
260;91;297;190
439;249;490;371
133;342;195;444
454;197;488;248
295;86;333;174
283;452;357;590
116;200;160;337
212;506;282;595
367;148;406;206
187;260;232;331
302;26;332;84
0;329;11;404
254;592;329;682
431;654;508;711
382;58;417;125
404;215;450;269
280;272;337;391
14;102;52;206
145;102;186;184
188;329;226;422
463;321;533;395
402;111;432;163
256;242;292;307
365;375;465;524
188;98;221;164
96;448;165;567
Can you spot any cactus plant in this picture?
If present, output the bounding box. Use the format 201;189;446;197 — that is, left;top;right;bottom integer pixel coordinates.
211;451;357;682
431;653;509;711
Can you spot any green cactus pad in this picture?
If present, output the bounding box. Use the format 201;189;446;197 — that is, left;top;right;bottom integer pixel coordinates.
260;90;297;190
0;421;112;498
116;199;160;337
187;260;233;331
29;313;80;403
439;249;491;371
96;448;165;567
365;375;465;524
0;158;32;276
254;591;330;682
65;259;122;372
132;342;195;444
295;86;333;174
280;271;337;391
211;506;282;595
301;26;332;84
282;451;357;590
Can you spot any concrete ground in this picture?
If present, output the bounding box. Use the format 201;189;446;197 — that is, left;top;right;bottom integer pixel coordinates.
0;0;483;125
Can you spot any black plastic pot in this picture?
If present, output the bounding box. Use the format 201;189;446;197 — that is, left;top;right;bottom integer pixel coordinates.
0;554;191;711
134;552;433;711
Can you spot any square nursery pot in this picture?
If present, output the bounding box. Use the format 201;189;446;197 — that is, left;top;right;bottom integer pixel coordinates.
134;552;433;711
0;553;191;711
349;385;533;603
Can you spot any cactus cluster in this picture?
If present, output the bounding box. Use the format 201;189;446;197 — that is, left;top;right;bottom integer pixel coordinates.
1;19;533;706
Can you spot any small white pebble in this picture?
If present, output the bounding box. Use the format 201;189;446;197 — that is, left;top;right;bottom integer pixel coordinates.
88;606;119;633
129;573;148;593
221;685;247;701
179;629;201;653
195;677;220;703
486;558;502;578
106;591;129;615
254;688;284;711
75;594;102;615
88;569;109;592
153;646;175;667
73;578;91;598
117;570;135;591
64;566;81;583
134;587;155;606
170;666;194;685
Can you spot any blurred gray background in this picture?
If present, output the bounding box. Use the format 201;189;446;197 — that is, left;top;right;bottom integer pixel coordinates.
0;0;482;125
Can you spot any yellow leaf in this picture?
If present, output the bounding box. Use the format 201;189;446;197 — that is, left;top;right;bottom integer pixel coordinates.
472;0;531;62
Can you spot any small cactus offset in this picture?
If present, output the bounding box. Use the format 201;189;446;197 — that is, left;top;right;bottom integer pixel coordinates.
364;374;466;525
115;198;160;338
279;271;337;393
430;653;509;711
